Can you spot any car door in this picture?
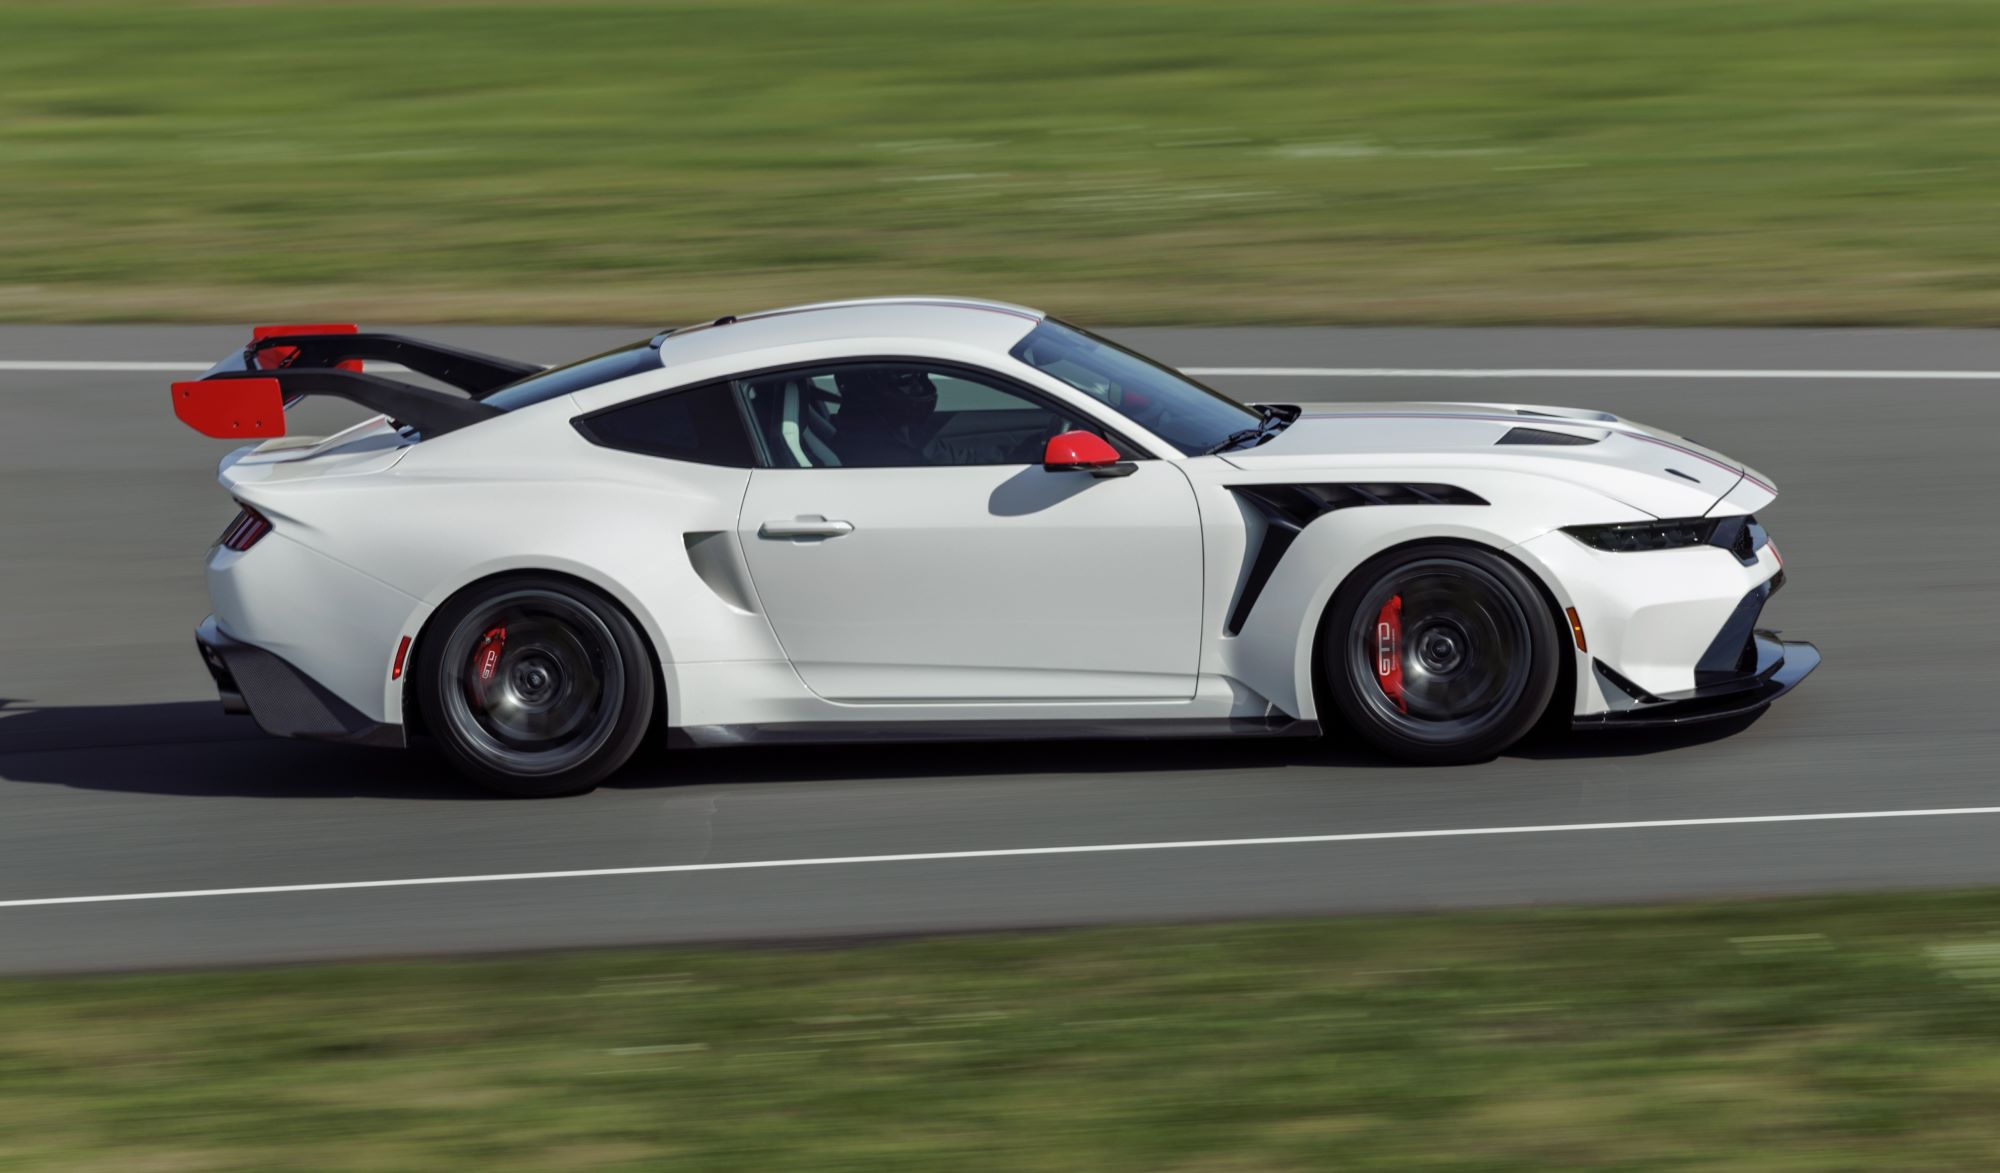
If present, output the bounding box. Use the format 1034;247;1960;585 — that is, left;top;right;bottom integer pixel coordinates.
733;359;1204;703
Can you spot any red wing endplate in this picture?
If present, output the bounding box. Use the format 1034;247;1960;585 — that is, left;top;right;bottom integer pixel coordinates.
171;378;287;439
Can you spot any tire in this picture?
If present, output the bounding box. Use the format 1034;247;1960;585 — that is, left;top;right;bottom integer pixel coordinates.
418;575;655;797
1321;543;1559;765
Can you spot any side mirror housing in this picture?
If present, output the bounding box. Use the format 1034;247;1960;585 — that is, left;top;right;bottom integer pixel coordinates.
1043;431;1135;477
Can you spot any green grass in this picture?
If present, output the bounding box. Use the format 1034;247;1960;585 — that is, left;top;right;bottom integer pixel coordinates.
4;1;2000;325
11;894;2000;1168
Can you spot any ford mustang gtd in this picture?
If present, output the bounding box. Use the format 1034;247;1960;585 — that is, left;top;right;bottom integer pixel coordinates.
172;298;1817;796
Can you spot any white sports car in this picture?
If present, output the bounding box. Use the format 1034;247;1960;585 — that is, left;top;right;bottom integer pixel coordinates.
173;298;1817;796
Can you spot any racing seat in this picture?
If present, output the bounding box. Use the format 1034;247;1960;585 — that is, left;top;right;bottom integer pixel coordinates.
828;368;935;468
739;374;839;468
780;379;841;468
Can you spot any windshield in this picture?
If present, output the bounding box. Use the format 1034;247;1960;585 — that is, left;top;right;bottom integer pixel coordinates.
482;340;661;411
1010;320;1261;456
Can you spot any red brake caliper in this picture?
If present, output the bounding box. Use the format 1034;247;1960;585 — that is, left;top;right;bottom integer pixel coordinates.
468;625;507;706
1374;595;1405;713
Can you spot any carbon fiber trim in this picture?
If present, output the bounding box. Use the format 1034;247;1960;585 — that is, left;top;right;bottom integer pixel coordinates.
245;332;541;395
1577;638;1819;728
1497;426;1598;446
1695;578;1775;687
670;716;1320;748
196;616;403;748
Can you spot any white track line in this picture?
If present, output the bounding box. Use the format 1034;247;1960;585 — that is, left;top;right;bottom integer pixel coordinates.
5;806;1998;910
1;360;211;372
0;360;423;374
7;360;2000;380
1182;367;2000;380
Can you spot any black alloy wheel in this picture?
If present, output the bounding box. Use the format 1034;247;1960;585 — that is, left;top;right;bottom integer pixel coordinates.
1322;544;1560;764
420;576;654;797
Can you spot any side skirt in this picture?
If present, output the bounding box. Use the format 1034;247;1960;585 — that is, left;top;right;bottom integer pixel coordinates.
669;716;1322;749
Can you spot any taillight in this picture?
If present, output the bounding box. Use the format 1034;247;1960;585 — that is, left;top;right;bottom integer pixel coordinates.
218;505;273;551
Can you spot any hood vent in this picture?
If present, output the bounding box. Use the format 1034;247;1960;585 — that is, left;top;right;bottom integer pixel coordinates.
1497;426;1598;446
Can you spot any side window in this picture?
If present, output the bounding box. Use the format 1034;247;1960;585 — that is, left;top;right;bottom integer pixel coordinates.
574;381;755;468
735;361;1117;469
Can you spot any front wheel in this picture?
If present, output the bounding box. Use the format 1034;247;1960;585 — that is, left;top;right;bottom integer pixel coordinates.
419;576;655;797
1321;544;1560;764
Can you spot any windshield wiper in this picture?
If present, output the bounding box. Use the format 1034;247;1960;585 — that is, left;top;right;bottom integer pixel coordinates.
1204;403;1298;455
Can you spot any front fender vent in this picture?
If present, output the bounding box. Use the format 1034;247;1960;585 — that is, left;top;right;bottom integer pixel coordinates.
1233;483;1488;529
1223;483;1488;635
1497;426;1599;446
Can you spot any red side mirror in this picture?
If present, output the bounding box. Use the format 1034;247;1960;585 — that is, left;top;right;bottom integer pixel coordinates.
1044;430;1122;471
172;379;287;438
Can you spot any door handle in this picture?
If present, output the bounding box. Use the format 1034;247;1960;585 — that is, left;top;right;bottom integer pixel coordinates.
759;515;855;540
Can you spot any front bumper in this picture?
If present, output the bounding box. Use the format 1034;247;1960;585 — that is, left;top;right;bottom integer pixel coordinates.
1513;519;1819;724
196;615;403;748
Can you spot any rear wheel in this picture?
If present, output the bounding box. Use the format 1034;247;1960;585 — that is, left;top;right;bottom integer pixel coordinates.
419;576;654;797
1322;544;1559;764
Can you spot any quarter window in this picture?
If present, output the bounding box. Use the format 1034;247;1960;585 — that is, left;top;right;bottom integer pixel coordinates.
574;381;756;467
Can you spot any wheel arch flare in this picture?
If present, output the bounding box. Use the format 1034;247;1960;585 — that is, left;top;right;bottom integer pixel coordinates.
398;562;676;739
1209;474;1607;722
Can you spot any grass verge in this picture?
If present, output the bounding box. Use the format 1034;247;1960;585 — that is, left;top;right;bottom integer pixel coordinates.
5;2;2000;325
9;892;2000;1168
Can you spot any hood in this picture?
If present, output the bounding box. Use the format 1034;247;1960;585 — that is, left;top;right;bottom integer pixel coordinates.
1222;402;1773;519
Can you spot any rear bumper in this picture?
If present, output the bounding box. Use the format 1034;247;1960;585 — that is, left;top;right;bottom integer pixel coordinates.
196;615;403;748
1574;634;1820;728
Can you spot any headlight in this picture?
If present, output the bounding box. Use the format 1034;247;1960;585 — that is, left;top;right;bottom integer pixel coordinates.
1564;515;1770;562
1562;518;1721;552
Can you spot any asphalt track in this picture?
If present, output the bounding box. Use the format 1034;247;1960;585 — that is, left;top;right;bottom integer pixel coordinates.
4;323;1998;975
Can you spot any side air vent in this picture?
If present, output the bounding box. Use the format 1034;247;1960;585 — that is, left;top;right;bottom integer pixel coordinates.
1497;426;1598;446
683;531;760;613
1224;483;1489;634
1235;484;1488;522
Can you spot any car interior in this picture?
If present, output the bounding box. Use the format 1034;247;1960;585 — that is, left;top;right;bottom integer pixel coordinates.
737;363;1099;469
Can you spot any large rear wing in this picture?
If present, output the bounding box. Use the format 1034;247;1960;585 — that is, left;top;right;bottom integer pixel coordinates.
170;324;544;440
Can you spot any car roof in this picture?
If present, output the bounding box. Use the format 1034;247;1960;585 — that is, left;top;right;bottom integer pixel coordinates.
649;296;1046;369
